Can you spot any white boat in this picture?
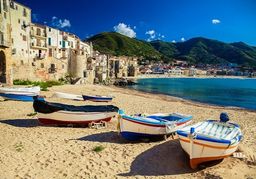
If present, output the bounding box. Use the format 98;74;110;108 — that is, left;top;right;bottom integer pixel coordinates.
117;110;192;141
53;92;83;101
177;113;243;169
0;86;41;101
0;86;40;93
33;98;119;126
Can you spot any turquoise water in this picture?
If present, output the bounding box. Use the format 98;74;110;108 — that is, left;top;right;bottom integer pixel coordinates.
129;78;256;110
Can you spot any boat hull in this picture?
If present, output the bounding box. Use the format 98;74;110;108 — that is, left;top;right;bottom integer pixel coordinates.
0;93;44;102
53;92;83;101
37;111;116;126
119;116;191;141
178;135;239;169
82;95;113;102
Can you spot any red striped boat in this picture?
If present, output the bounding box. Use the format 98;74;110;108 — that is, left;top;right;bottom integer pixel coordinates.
33;98;118;126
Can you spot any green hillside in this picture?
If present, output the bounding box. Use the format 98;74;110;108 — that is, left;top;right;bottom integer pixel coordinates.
87;32;161;60
87;32;256;67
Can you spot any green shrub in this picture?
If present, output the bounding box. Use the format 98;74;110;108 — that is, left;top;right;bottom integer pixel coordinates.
13;79;63;91
92;145;105;152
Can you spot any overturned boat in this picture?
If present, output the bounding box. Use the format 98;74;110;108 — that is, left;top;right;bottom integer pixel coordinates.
177;113;243;169
117;110;192;141
33;98;119;126
53;92;83;101
0;86;43;101
82;95;113;102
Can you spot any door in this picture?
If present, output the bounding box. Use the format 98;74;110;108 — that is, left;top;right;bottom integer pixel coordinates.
0;51;6;83
48;48;52;57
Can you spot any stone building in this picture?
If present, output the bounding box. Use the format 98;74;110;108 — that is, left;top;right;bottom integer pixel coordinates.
0;0;93;84
0;0;12;84
109;56;138;78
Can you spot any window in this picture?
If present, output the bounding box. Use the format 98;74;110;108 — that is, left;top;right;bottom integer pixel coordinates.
48;38;51;46
83;71;87;78
23;8;27;17
62;64;65;69
22;35;26;41
36;28;41;36
3;0;7;11
59;41;61;45
48;48;52;57
18;19;20;24
16;5;18;10
41;63;44;68
49;28;51;32
4;12;6;19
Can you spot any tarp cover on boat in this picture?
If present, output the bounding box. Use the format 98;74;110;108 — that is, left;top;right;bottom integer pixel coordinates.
33;98;119;113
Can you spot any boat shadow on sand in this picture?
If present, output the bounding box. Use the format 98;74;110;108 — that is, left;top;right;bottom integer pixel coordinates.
76;131;130;144
76;131;172;144
0;118;39;127
119;139;223;176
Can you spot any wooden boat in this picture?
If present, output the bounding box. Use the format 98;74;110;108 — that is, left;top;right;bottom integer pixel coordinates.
53;92;83;101
0;86;43;101
176;113;243;169
82;95;113;102
117;110;192;141
33;98;119;126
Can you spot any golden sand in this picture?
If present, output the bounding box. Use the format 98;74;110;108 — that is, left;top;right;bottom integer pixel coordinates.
0;84;255;179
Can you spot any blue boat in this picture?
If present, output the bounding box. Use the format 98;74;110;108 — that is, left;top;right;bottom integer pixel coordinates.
82;95;113;102
117;110;193;141
0;86;44;102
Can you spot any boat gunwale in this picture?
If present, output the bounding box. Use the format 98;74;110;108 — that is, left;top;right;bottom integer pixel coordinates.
177;120;242;144
121;114;192;127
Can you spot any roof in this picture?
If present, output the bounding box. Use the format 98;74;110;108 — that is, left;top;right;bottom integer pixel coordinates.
14;1;31;10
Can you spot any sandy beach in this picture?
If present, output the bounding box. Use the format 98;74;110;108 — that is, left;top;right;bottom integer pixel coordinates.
0;84;255;179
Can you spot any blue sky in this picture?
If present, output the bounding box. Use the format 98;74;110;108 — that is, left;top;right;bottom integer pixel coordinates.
18;0;256;45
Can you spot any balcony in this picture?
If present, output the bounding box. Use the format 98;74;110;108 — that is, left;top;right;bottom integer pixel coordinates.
0;39;11;48
35;54;46;60
30;31;47;39
31;43;47;50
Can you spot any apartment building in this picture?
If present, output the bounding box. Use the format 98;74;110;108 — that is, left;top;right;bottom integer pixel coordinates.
9;0;31;63
0;0;12;83
30;23;47;59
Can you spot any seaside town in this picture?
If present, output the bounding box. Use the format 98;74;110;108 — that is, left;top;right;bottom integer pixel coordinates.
0;1;256;179
1;1;255;86
0;0;139;85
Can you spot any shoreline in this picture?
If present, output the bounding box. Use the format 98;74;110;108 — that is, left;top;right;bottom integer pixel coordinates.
111;85;255;113
128;74;256;80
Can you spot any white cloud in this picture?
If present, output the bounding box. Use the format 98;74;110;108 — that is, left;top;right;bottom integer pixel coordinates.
133;26;136;29
172;40;176;43
181;37;185;42
212;19;221;24
113;23;136;38
51;16;71;29
146;30;155;35
32;13;39;22
145;30;165;41
59;19;71;28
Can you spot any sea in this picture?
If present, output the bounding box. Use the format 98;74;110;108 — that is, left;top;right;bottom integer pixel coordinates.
128;77;256;110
